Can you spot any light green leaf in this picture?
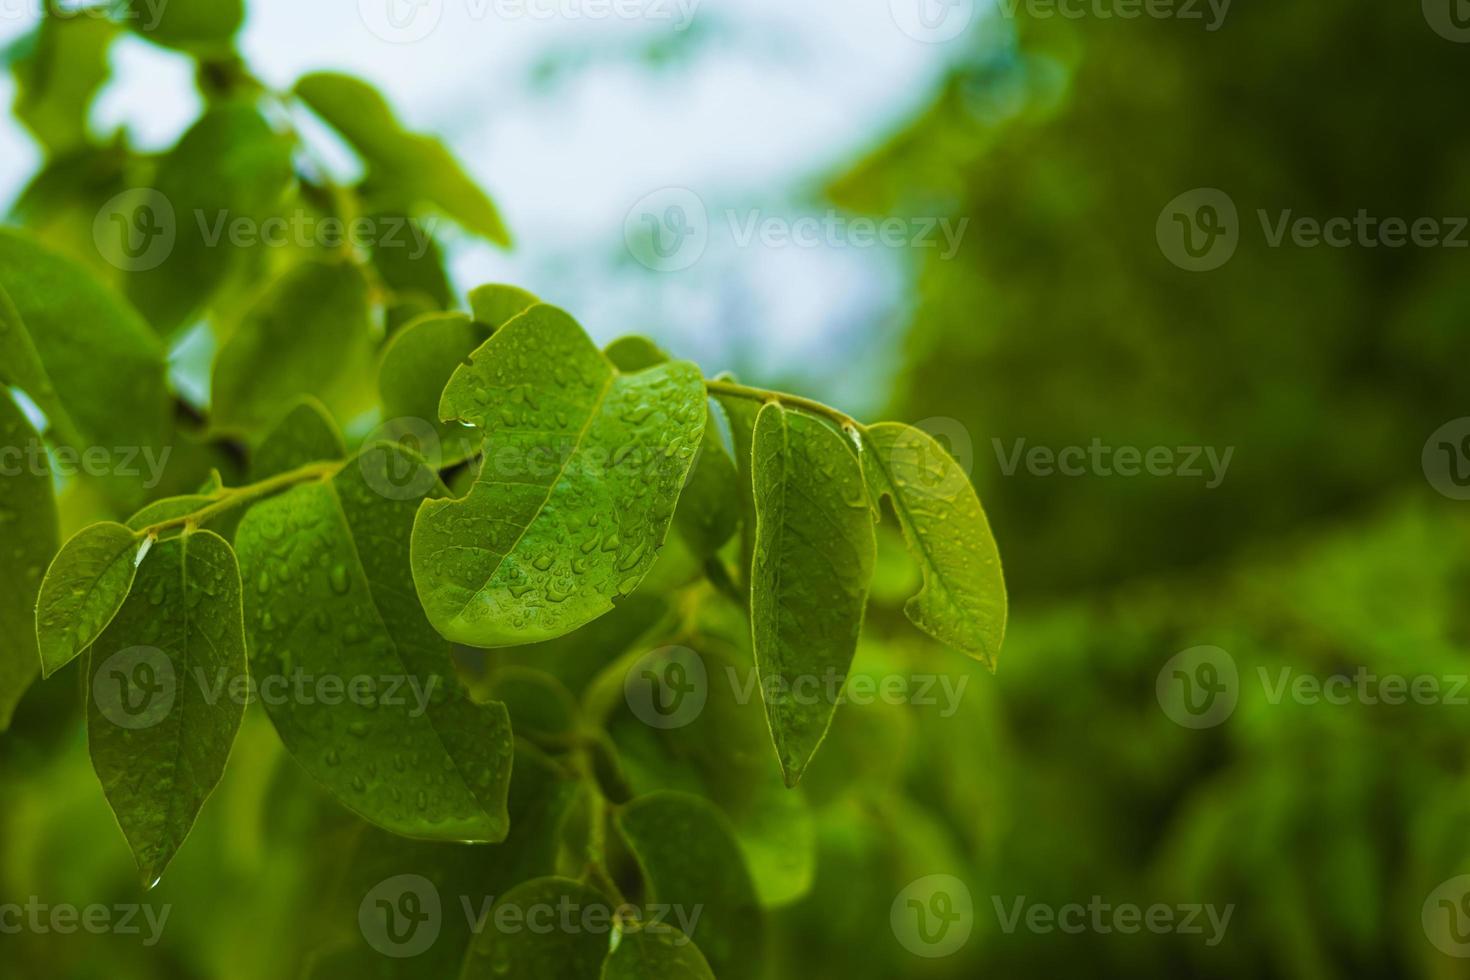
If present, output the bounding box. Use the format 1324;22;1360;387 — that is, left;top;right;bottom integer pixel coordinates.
125;0;243;52
603;926;715;980
606;337;739;560
469;283;539;331
249;397;346;482
373;212;454;333
411;305;706;647
378;313;491;468
86;529;246;885
616;791;764;980
861;421;1007;669
122;101;296;335
234;444;514;841
296;72;511;247
751;403;875;786
36;521;143;678
711;390;760;588
0;390;58;729
211;259;376;434
11;12;116;154
0;281;82;448
0;229;170;507
460;877;611;980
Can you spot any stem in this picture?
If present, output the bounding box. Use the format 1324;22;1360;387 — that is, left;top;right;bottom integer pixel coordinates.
704;379;863;432
137;461;341;538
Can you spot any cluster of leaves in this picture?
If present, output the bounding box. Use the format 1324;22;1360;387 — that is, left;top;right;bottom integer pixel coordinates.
0;3;1007;975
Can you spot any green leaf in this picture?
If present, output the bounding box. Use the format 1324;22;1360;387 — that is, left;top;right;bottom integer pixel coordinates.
0;390;59;729
378;313;492;468
372;212;454;333
411;305;707;647
861;421;1007;668
460;877;611;979
615;791;764;980
211;260;376;434
0;281;82;448
234;444;514;841
751;403;875;786
11;12;116;154
125;0;243;52
0;230;170;507
606;337;739;559
122;101;296;335
295;73;511;246
711;390;760;588
36;521;143;678
250;397;347;482
86;529;247;885
469;283;540;332
603;926;715;980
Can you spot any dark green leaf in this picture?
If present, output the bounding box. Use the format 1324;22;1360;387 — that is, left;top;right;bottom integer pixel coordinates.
411;305;706;647
211;259;376;434
250;397;347;482
0;390;58;728
234;444;514;841
602;926;715;980
36;521;143;678
125;0;243;52
861;421;1006;668
751;403;875;786
711;391;760;588
372;212;454;333
295;73;511;246
460;877;611;980
86;529;246;884
377;313;491;468
615;791;764;980
11;12;116;154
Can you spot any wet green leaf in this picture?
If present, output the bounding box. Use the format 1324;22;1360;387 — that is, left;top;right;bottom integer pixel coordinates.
603;926;714;980
123;101;296;335
469;283;540;332
86;529;247;885
460;877;611;980
751;404;875;786
615;791;764;980
0;390;58;728
861;421;1006;669
711;391;760;588
36;521;143;678
411;305;706;647
295;73;511;246
211;259;376;434
250;397;347;482
378;313;492;468
12;11;116;154
234;444;514;841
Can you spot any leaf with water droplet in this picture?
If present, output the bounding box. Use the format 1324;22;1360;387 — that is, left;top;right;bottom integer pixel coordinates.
36;521;143;678
861;422;1007;669
235;443;514;841
211;260;376;436
602;925;714;980
750;403;875;787
468;284;539;332
86;529;247;885
615;791;765;980
250;396;346;482
411;306;707;647
0;389;58;728
378;312;493;468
